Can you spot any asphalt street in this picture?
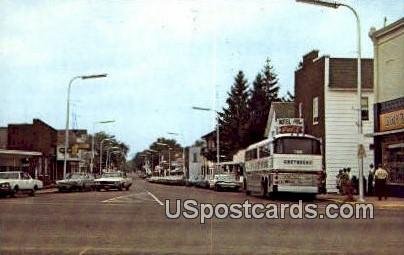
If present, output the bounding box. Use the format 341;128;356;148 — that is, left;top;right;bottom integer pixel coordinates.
0;178;403;254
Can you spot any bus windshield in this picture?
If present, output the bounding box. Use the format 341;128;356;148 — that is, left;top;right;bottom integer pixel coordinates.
274;137;320;155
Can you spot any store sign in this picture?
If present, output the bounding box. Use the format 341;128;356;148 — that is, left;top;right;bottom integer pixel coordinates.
380;109;404;132
277;118;304;134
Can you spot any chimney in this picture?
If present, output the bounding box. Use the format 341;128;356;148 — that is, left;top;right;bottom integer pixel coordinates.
302;50;319;66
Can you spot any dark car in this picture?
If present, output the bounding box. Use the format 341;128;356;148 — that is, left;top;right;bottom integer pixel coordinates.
0;182;13;197
56;173;95;192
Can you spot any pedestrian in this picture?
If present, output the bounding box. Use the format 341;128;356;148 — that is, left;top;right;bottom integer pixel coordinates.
340;168;349;195
368;164;375;196
374;164;389;200
351;175;358;194
336;169;343;194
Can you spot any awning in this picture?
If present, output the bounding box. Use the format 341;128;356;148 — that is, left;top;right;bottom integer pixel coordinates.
0;149;42;156
388;143;404;149
365;128;404;137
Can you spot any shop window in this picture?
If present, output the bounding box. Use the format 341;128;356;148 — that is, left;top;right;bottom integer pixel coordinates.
361;97;369;121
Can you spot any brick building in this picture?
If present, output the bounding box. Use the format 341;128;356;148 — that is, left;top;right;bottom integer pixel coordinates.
294;50;374;192
6;119;58;185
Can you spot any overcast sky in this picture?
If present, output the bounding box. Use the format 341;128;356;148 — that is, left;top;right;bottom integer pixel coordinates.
1;0;403;155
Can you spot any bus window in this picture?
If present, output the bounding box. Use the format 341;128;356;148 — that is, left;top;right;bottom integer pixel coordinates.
246;149;258;161
259;144;271;158
274;137;320;155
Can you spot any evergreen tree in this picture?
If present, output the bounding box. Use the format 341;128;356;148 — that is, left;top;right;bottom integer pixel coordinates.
218;70;250;157
247;58;280;144
281;90;295;102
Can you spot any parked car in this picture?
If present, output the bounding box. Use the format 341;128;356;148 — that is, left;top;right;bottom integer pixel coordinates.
213;174;240;191
0;171;43;197
0;181;13;197
95;171;132;191
56;172;95;192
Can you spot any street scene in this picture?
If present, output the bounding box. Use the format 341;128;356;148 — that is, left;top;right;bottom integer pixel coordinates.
1;0;403;254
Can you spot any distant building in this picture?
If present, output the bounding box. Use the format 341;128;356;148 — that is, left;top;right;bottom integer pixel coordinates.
56;129;90;178
369;17;404;196
200;130;220;179
6;119;58;184
294;50;374;192
264;102;296;138
188;145;203;181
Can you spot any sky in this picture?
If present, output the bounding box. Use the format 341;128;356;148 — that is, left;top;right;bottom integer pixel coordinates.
1;0;403;156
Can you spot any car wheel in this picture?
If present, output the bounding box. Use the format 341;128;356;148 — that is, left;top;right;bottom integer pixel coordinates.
261;180;268;199
125;186;130;191
96;188;101;192
12;186;19;197
118;184;123;191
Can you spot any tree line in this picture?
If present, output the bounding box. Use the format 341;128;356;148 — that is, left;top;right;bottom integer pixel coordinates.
217;58;293;160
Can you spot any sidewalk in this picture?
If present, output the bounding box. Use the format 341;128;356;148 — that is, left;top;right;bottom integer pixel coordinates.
317;193;404;209
37;187;58;194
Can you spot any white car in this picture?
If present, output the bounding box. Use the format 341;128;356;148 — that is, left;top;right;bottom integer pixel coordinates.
0;171;43;196
95;171;132;191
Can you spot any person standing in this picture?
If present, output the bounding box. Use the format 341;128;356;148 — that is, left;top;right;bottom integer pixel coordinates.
374;164;389;200
368;164;375;196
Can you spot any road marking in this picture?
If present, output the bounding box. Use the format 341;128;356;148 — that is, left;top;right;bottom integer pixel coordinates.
79;247;91;255
147;191;164;206
101;194;133;203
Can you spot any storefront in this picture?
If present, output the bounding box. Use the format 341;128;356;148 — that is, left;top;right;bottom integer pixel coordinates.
373;97;404;196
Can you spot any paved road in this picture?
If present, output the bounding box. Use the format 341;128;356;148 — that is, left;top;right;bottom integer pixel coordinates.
1;178;403;254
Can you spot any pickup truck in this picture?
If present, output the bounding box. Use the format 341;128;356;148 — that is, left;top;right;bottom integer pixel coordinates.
0;171;43;196
94;171;132;191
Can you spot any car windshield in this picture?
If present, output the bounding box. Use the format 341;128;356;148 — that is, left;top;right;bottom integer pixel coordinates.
216;175;235;182
0;172;19;179
66;173;85;179
102;172;122;178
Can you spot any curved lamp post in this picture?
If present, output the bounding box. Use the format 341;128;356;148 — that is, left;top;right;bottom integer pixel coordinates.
63;73;107;179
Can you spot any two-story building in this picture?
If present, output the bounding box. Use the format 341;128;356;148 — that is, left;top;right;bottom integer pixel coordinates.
294;50;374;192
369;17;404;196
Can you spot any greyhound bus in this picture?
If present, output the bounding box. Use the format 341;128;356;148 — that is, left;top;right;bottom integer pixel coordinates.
244;118;323;197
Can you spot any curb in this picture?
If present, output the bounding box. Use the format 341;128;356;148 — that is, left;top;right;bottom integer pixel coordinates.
321;198;404;209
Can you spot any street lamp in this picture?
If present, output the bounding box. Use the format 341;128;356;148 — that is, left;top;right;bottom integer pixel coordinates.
108;150;124;170
296;0;364;201
105;146;120;172
99;136;115;173
156;142;172;176
91;120;115;173
146;149;158;174
63;73;107;179
167;132;187;178
192;106;221;173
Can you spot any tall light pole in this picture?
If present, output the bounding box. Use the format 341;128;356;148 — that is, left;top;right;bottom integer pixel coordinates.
167;132;186;177
147;149;158;175
157;142;172;176
63;73;107;179
108;150;124;170
192;106;220;175
105;146;120;172
91;120;115;173
296;0;364;201
99;136;115;173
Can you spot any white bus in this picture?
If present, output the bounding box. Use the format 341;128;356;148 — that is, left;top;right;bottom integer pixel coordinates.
244;133;323;197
